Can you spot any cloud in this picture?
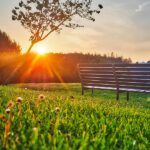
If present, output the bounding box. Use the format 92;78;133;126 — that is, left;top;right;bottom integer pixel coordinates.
136;2;150;12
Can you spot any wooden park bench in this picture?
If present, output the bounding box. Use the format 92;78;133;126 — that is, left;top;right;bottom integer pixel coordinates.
78;64;150;100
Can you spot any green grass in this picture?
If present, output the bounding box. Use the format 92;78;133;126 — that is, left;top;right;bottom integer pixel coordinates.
0;83;150;150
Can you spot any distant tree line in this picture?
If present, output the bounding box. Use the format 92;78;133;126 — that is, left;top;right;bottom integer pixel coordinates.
0;53;132;84
0;29;21;53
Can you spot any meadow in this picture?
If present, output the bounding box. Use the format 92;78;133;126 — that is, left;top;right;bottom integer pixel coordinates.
0;83;149;149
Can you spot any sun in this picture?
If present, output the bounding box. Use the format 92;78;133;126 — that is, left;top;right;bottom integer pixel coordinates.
36;46;46;55
33;44;48;55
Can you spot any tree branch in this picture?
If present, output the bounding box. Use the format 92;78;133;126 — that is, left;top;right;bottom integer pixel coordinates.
40;14;75;41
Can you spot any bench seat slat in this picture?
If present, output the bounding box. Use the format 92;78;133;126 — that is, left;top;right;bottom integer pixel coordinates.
84;86;117;90
82;75;114;78
80;70;114;74
79;68;112;71
116;72;150;75
82;76;115;80
119;88;150;93
82;76;150;82
82;78;150;82
84;86;150;93
83;80;150;87
115;68;150;71
81;73;114;75
117;78;150;82
79;64;113;67
118;82;150;86
83;83;116;88
84;83;150;90
83;79;116;82
117;75;150;79
118;85;150;90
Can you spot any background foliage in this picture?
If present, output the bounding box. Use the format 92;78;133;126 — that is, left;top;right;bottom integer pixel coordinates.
0;30;21;53
0;52;131;84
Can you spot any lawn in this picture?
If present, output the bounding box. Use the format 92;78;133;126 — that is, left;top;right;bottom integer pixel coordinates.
0;83;149;150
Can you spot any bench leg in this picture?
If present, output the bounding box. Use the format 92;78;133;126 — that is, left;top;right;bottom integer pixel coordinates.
82;87;84;95
116;91;119;100
127;92;129;101
92;88;94;96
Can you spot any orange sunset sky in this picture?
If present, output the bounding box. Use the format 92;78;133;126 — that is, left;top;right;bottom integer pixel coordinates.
0;0;150;62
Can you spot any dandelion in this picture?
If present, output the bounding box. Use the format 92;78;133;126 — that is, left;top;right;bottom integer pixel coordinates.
11;132;14;136
133;140;136;146
70;96;75;99
7;101;14;109
16;97;23;103
38;94;45;100
33;127;37;131
0;114;7;122
55;107;60;113
5;108;11;114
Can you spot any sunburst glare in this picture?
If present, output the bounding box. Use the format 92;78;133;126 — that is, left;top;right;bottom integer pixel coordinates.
33;44;48;55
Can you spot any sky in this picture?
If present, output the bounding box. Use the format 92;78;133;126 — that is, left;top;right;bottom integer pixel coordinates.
0;0;150;62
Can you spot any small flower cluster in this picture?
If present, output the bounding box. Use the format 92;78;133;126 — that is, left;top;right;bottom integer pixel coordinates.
5;108;11;114
38;94;45;101
7;101;14;109
55;107;60;113
0;97;23;121
35;94;46;107
0;114;7;122
0;96;23;148
16;97;23;103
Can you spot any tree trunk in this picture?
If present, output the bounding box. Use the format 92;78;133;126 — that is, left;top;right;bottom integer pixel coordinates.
26;42;35;54
23;42;36;63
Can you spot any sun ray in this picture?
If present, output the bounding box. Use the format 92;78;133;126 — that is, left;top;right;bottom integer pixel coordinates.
20;55;40;82
5;62;24;84
47;63;69;89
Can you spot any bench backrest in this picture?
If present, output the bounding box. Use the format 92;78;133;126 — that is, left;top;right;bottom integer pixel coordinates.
114;64;150;91
78;64;117;89
78;64;150;91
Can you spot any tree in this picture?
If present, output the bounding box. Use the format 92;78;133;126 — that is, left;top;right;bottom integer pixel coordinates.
0;29;21;53
12;0;103;53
